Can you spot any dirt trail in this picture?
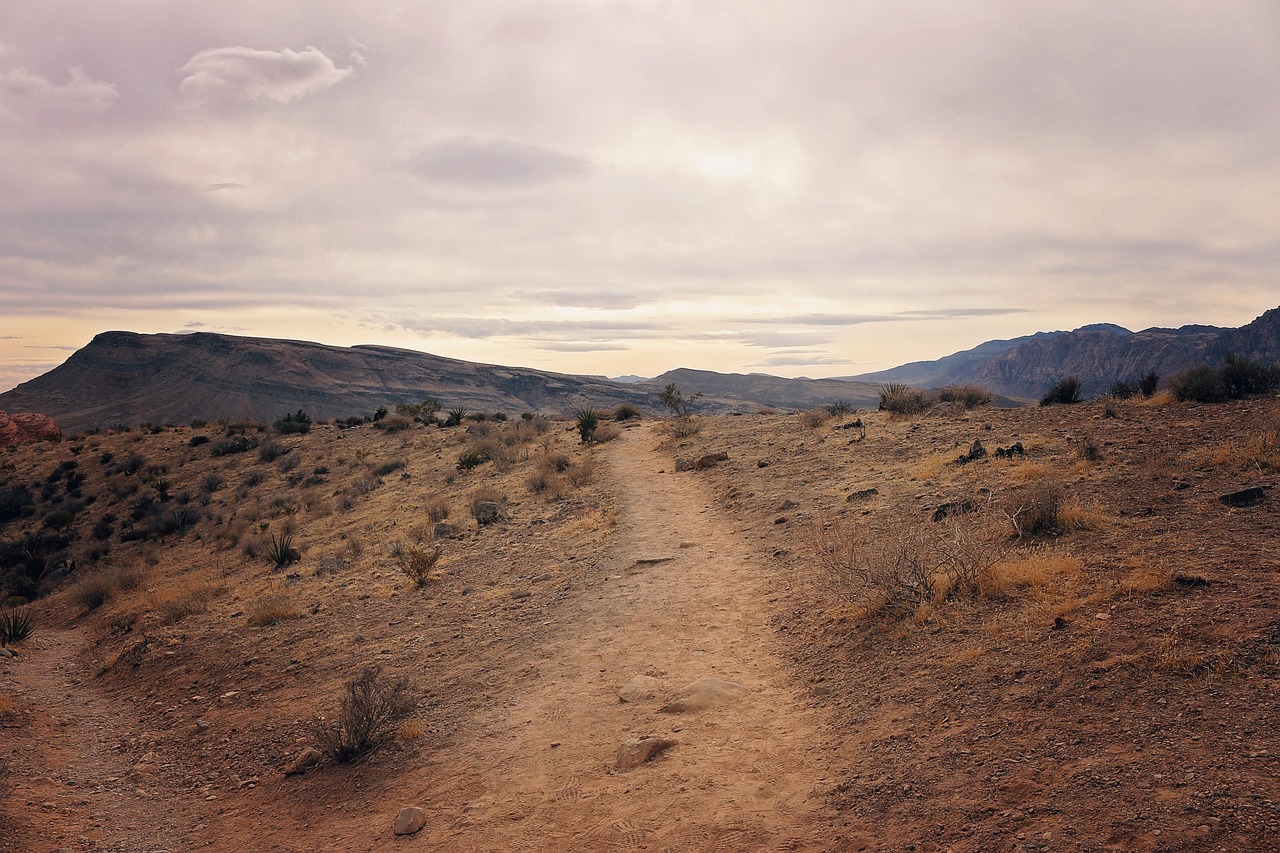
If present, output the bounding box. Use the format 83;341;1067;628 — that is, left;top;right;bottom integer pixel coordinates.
1;627;185;853
401;423;839;850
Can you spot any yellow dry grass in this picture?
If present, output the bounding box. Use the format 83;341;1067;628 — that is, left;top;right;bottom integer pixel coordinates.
1003;461;1055;484
980;549;1082;599
1194;430;1280;472
245;589;300;627
907;454;950;482
1058;501;1110;531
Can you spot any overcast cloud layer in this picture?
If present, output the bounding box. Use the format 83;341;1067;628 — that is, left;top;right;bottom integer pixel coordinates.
2;1;1279;392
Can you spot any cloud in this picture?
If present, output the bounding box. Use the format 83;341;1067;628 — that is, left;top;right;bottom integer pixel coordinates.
0;66;117;123
536;342;631;352
406;138;590;187
386;315;671;341
748;353;860;368
203;182;245;192
179;46;353;105
742;308;1028;326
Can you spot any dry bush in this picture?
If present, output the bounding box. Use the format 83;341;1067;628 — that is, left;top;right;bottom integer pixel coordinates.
468;487;506;521
526;469;568;498
69;573;114;613
246;590;299;627
980;549;1081;599
426;497;449;522
565;453;597;487
592;424;622;443
312;665;417;763
907;454;949;482
1057;501;1109;531
800;409;830;428
664;416;701;438
538;452;572;473
937;385;994;409
1008;478;1065;536
1119;563;1176;597
151;582;216;625
1195;430;1280;472
807;514;1010;619
390;541;442;587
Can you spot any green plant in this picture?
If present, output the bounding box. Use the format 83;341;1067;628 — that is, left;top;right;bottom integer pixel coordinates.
660;383;701;417
266;532;300;569
1219;353;1280;399
1040;376;1083;406
824;399;855;416
1107;379;1137;399
273;410;312;434
312;666;417;763
576;409;600;443
879;383;930;415
443;408;467;428
0;607;33;646
456;449;487;470
1170;366;1227;403
1139;371;1160;397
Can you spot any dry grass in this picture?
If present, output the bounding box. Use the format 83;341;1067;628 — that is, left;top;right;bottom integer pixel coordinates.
980;549;1081;599
1118;562;1176;597
150;582;217;625
245;590;300;627
0;694;16;720
1058;501;1110;531
1193;430;1280;472
799;409;830;429
907;454;950;482
1003;461;1055;484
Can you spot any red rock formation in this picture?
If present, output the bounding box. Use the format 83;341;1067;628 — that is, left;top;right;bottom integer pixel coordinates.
0;410;61;446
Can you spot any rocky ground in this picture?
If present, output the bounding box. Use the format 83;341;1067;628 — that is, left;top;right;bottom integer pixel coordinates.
2;394;1278;851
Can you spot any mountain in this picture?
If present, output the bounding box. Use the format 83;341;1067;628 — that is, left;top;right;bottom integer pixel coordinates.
0;331;667;433
648;368;882;411
842;307;1280;399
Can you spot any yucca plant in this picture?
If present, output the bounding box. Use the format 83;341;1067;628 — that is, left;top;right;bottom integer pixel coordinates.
266;531;300;569
0;608;33;646
576;409;600;443
443;408;467;427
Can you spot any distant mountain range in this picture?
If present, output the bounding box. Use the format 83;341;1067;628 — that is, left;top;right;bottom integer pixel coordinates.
842;306;1280;399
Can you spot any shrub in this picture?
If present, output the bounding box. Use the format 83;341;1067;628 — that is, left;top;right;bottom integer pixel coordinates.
1039;376;1083;406
1078;436;1102;462
273;410;312;434
0;485;33;526
71;575;113;613
937;385;994;408
576;409;600;443
1010;478;1066;536
210;436;254;457
456;449;487;471
1106;380;1136;400
1139;371;1160;397
426;498;449;522
1219;353;1280;399
246;590;298;627
391;542;442;587
592;424;622;443
800;409;829;428
258;442;288;463
372;459;407;477
312;666;417;763
614;404;641;421
0;607;33;646
1170;366;1227;403
879;383;931;415
266;532;300;569
664;416;702;438
374;414;412;432
824;399;855;416
443;408;467;428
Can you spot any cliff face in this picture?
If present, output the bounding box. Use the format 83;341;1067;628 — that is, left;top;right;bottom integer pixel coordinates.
0;332;664;433
0;411;61;446
845;306;1280;399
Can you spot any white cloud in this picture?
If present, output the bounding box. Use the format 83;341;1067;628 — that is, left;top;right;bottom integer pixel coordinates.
178;46;353;105
0;66;117;123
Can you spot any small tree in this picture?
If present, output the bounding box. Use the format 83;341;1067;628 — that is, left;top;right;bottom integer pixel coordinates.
660;383;700;417
312;666;417;763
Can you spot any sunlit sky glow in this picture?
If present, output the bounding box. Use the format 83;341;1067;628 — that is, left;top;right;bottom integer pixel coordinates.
3;1;1279;393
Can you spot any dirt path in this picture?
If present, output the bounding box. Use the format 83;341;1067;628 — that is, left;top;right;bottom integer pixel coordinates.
396;423;839;850
1;627;188;853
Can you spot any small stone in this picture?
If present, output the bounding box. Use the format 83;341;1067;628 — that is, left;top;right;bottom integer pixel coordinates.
283;747;323;776
393;806;427;835
615;736;677;771
661;677;750;713
778;499;799;510
847;488;879;502
473;501;506;526
675;458;693;472
695;452;729;470
1220;487;1267;507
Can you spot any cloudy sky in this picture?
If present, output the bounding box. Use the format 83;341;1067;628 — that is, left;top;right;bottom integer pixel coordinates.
2;1;1279;392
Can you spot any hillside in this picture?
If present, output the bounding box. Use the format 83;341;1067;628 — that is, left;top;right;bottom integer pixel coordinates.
649;367;883;411
843;306;1280;399
2;396;1278;849
0;331;665;433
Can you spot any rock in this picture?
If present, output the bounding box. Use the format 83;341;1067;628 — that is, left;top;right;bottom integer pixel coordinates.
510;590;532;600
393;806;427;835
778;499;799;510
615;736;677;770
283;747;323;776
847;488;879;502
695;452;729;470
756;460;770;468
618;675;663;703
661;677;750;713
994;442;1025;459
675;458;694;472
433;522;459;539
932;500;977;522
1220;487;1267;507
473;501;506;525
955;439;987;464
0;411;61;447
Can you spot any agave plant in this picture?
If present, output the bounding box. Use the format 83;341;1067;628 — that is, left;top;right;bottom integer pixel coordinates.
266;531;300;569
576;409;599;443
443;408;467;428
0;607;33;646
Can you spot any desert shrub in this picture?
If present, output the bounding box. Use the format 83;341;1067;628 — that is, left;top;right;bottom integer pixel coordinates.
937;385;995;408
443;408;467;428
456;449;487;471
0;607;33;646
246;590;299;627
116;453;147;475
564;454;597;487
374;414;413;433
187;435;210;448
576;409;600;443
273;410;312;434
152;583;215;625
614;404;641;421
1170;366;1227;403
1219;353;1280;399
266;532;300;569
210;436;254;457
426;498;449;523
1010;478;1066;536
395;399;441;420
258;441;288;463
469;488;506;522
807;515;1009;618
664;416;702;438
390;541;442;587
201;473;225;495
660;383;701;417
824;399;855;416
1078;435;1102;462
1039;376;1083;406
879;383;931;415
372;459;407;477
800;409;829;428
313;666;417;763
70;575;113;613
1139;371;1160;397
0;485;34;526
91;513;116;541
1107;379;1137;400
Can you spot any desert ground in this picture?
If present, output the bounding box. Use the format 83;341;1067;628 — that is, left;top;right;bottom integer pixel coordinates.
2;394;1279;851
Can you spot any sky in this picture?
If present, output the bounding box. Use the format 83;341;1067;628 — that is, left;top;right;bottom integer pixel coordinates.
3;1;1279;393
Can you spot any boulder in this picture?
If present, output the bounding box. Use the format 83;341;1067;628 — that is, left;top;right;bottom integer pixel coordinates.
932;500;977;522
660;677;750;713
695;452;729;470
0;411;61;447
473;501;506;525
393;806;428;835
618;675;662;703
1220;487;1267;507
615;736;677;771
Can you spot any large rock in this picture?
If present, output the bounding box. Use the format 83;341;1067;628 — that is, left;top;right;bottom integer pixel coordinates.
660;677;750;713
393;806;428;835
618;675;663;703
0;411;60;447
615;736;677;771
